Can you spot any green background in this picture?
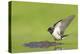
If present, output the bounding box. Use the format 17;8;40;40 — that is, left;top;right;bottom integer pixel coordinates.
11;1;78;53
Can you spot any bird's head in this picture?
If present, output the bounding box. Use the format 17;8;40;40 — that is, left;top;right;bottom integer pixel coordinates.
48;27;54;34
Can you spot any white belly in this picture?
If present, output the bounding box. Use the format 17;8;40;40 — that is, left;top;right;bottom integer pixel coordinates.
52;22;62;39
52;27;61;39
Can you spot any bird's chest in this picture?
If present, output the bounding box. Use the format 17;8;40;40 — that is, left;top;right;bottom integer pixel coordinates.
54;22;64;34
52;26;62;39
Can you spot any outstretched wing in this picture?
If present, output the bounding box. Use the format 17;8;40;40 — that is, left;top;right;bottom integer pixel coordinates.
53;19;63;28
60;15;75;31
53;15;75;35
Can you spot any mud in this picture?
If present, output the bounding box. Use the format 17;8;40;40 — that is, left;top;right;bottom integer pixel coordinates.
24;41;63;48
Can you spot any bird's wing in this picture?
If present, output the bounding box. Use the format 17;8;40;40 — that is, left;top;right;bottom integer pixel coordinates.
53;15;75;34
53;19;63;28
60;15;75;30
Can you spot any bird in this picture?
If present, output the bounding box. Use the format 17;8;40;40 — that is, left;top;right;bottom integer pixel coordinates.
48;15;75;40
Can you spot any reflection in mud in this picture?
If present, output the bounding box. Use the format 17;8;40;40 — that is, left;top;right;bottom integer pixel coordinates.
24;41;63;48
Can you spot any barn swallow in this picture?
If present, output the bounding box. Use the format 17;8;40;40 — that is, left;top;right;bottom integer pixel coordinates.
48;15;75;40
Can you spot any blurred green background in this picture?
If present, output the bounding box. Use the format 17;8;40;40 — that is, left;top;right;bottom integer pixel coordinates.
11;1;78;53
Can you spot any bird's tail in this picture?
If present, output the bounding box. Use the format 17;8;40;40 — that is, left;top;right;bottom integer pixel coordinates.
61;34;70;39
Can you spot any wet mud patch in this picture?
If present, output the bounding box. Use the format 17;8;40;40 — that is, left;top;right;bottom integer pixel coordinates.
23;41;63;48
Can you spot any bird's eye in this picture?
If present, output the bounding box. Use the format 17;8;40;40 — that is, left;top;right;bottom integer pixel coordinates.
48;28;51;30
